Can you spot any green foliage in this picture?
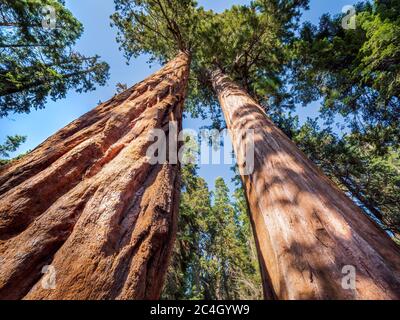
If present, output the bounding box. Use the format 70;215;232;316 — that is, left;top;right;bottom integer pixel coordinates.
112;0;203;63
0;0;109;116
112;0;309;119
162;164;262;300
291;0;400;153
358;1;400;99
187;0;309;118
0;134;26;166
194;1;308;95
0;134;26;158
162;162;211;300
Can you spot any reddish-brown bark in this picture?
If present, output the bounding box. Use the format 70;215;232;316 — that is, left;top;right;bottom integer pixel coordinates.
0;52;190;300
211;68;400;300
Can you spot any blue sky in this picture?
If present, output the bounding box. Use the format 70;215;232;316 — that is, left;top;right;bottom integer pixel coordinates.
0;0;355;193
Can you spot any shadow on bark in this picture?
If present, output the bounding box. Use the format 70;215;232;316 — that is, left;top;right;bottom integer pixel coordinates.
213;75;400;300
0;52;189;300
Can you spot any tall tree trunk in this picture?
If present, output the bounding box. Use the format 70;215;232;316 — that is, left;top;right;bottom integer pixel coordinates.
210;67;400;300
0;51;190;300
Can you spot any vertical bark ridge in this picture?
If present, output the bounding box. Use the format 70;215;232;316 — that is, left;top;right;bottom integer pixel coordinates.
0;54;187;239
0;54;185;195
0;51;190;300
211;68;400;300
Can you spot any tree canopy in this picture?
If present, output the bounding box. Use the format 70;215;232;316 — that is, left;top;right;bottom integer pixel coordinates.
112;0;309;119
291;0;400;154
0;134;26;166
0;0;109;116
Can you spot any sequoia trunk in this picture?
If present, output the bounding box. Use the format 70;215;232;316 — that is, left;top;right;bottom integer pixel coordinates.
211;68;400;300
0;52;190;300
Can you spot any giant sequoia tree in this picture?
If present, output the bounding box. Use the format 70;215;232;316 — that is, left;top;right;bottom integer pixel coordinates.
0;0;199;300
2;0;400;301
205;1;400;299
114;0;400;299
0;51;190;299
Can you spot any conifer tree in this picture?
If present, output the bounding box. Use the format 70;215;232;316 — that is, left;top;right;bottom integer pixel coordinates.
0;0;109;116
163;164;262;300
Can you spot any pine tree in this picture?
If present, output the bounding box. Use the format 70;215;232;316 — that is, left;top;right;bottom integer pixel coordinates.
0;135;26;166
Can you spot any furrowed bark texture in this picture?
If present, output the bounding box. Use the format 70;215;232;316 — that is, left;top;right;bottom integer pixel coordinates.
211;68;400;300
0;52;190;300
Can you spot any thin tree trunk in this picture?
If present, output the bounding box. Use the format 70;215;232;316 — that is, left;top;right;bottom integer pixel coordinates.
0;51;190;300
210;67;400;300
338;176;384;221
332;167;400;237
